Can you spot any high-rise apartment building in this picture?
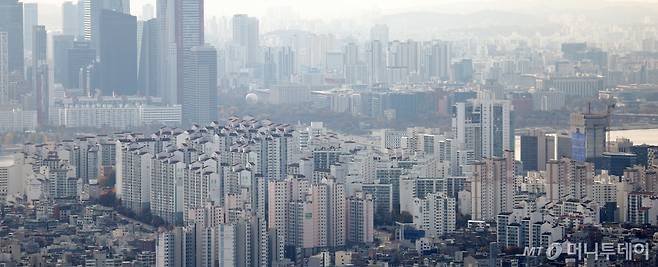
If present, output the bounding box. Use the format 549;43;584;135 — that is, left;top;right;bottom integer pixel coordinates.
117;144;152;215
347;191;374;244
367;40;386;85
430;40;451;81
545;158;594;203
470;150;516;221
452;98;514;174
150;153;186;224
415;192;456;238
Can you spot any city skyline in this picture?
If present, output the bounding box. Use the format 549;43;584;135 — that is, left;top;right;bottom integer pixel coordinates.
23;0;658;31
2;0;658;266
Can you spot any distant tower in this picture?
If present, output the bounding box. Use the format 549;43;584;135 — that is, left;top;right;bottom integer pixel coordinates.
62;1;78;37
138;18;160;97
65;41;96;89
367;40;385;85
158;0;205;105
0;32;7;104
451;97;514;175
231;14;260;67
79;0;130;53
520;129;548;172
53;34;75;85
431;40;451;81
182;45;218;125
570;111;609;166
32;25;48;126
0;0;24;75
23;2;37;54
98;9;137;95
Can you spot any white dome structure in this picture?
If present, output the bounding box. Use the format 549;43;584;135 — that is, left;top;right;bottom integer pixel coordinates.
245;93;259;105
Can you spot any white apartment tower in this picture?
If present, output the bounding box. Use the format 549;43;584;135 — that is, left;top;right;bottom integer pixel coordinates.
151;153;186;224
347;191;375;244
470;150;516;221
452;98;514;175
417;192;456;238
545;158;594;202
119;143;152;215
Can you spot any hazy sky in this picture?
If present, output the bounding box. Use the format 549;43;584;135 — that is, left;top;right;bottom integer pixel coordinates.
28;0;658;17
29;0;461;18
27;0;658;31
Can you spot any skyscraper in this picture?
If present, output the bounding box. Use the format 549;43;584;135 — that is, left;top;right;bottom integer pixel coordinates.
79;0;130;52
158;0;204;105
452;97;514;174
430;40;451;81
65;41;95;89
138;18;159;97
520;129;548;172
0;0;24;75
570;111;608;166
22;2;36;54
78;0;95;42
98;9;137;95
232;14;259;67
182;45;217;125
53;35;75;85
62;1;78;37
32;25;48;126
367;40;385;85
0;32;7;104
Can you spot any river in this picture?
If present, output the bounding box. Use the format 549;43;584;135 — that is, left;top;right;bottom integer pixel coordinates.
610;128;658;145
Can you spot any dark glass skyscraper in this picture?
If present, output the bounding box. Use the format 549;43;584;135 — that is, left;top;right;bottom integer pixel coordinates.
66;41;96;89
0;0;24;75
138;18;159;97
98;9;137;95
53;34;75;85
79;0;130;53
